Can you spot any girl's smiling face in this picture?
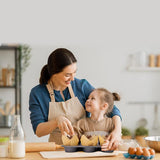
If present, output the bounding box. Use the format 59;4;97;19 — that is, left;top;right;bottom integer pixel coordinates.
85;90;102;113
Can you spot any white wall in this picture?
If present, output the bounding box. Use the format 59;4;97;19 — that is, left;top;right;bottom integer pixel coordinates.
0;0;160;142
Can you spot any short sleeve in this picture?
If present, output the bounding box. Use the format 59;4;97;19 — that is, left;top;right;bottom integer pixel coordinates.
107;105;122;120
29;89;46;134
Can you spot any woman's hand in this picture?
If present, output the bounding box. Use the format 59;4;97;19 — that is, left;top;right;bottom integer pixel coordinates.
104;115;122;150
105;129;121;150
101;129;121;151
56;116;75;136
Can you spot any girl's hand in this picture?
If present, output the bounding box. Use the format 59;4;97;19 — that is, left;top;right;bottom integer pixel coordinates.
105;129;121;150
56;116;75;136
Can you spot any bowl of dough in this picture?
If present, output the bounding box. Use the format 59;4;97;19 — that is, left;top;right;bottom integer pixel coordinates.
144;136;160;152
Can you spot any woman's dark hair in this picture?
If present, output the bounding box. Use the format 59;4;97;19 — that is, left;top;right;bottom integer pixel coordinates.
39;48;77;84
95;88;120;114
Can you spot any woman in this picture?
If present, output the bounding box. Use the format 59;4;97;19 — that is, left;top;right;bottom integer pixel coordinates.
29;48;121;150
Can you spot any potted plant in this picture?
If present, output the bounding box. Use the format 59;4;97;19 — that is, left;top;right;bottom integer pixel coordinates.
134;127;149;147
122;127;132;139
18;44;31;73
17;44;31;81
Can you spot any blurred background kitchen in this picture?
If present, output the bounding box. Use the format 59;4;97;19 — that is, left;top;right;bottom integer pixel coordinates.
0;0;160;143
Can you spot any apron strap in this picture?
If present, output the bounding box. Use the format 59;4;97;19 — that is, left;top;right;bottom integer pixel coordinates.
68;84;75;98
46;84;74;101
46;84;55;102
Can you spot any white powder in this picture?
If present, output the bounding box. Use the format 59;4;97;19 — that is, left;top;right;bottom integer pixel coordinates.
9;140;25;158
118;139;139;151
0;144;8;157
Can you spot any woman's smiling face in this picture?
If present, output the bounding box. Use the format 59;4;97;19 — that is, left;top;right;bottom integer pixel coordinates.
51;63;77;89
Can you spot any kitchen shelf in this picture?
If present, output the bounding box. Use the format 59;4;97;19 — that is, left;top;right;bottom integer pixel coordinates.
0;46;18;50
0;45;21;128
0;126;11;128
128;101;160;104
127;67;160;72
0;86;15;88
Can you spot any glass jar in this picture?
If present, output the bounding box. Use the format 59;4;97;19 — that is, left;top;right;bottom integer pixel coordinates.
8;115;25;158
0;137;9;157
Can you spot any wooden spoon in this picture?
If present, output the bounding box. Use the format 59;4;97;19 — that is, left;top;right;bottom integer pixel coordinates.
4;101;11;115
0;108;5;115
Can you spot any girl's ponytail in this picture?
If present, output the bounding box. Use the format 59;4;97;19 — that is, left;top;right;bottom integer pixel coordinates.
112;93;120;101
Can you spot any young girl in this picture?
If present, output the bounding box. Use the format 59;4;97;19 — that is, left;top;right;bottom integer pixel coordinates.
74;88;121;151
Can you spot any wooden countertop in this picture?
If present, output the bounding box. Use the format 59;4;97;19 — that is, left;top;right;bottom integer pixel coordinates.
2;151;160;160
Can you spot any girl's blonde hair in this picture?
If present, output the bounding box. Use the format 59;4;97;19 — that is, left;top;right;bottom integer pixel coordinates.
95;88;120;114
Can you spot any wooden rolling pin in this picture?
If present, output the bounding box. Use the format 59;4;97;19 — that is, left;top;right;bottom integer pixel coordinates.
25;142;63;152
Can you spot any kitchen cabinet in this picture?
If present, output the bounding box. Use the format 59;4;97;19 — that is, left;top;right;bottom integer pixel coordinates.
128;101;160;132
0;45;21;128
127;67;160;71
127;63;160;133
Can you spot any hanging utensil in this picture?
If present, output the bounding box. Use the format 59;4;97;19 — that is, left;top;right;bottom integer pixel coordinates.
9;105;15;115
152;104;160;130
4;101;11;115
0;108;5;115
136;118;148;128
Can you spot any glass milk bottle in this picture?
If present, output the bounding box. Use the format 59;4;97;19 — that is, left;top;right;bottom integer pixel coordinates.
8;115;25;158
